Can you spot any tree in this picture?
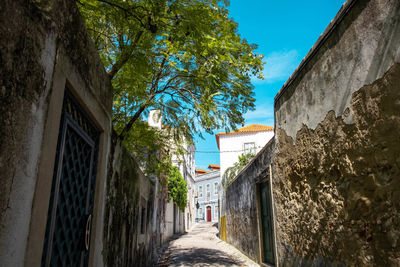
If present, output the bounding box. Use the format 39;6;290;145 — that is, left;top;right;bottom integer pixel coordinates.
77;0;264;172
167;166;187;211
222;152;254;189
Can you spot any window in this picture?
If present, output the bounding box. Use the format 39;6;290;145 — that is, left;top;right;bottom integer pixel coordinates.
214;206;218;218
206;192;210;201
206;184;210;192
147;200;151;225
140;206;146;234
214;182;218;195
244;142;255;154
140;197;147;235
199;207;202;218
198;186;203;198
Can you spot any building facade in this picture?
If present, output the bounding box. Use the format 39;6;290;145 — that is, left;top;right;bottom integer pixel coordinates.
194;168;221;222
148;110;196;235
179;144;196;231
216;124;274;178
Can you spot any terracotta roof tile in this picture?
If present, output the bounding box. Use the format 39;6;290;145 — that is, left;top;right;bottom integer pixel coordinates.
208;164;220;167
215;124;274;149
195;169;207;175
217;124;274;135
207;164;220;170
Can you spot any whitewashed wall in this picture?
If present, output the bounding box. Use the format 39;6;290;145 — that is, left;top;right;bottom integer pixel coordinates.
219;130;274;177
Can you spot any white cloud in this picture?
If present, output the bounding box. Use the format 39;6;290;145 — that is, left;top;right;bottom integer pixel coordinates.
252;50;300;84
244;106;274;126
244;106;273;120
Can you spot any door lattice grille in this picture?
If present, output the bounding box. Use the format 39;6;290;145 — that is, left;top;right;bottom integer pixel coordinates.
42;90;99;267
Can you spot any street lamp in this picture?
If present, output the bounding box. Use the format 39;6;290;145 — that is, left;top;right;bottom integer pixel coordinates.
194;193;200;222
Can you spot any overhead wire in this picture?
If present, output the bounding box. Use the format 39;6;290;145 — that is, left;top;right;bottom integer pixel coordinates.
194;145;264;153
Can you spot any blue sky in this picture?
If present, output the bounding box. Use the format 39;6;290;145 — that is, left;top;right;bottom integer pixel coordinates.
194;0;346;170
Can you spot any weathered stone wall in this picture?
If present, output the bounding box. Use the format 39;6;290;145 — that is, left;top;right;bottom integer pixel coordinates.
0;0;54;226
273;0;400;265
225;140;275;264
103;133;167;267
0;0;112;265
0;1;167;266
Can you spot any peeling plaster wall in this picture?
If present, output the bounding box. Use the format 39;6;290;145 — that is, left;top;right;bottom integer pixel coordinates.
273;0;400;265
225;140;275;264
275;0;400;140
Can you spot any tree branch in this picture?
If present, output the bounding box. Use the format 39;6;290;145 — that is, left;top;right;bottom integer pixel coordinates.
150;55;168;92
118;55;169;139
93;0;147;26
107;30;144;79
118;104;147;140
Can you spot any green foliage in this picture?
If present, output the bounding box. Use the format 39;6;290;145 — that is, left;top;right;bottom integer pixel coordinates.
167;166;187;211
121;121;168;176
222;152;254;189
77;0;264;175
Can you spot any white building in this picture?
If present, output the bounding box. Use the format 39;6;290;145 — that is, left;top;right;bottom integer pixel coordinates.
148;110;196;238
216;124;274;224
216;124;274;179
173;143;196;231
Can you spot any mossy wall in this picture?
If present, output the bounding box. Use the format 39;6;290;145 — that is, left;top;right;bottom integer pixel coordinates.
0;0;112;229
225;140;275;264
103;133;167;267
0;0;112;265
0;0;49;226
0;0;166;265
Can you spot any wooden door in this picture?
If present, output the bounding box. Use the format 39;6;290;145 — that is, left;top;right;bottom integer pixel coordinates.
206;206;212;222
259;181;275;265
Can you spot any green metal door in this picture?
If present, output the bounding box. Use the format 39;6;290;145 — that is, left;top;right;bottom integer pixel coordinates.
259;181;275;265
41;90;99;267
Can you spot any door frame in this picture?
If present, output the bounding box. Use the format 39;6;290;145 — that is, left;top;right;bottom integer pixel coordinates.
24;51;111;267
206;206;212;222
42;93;99;266
256;165;279;266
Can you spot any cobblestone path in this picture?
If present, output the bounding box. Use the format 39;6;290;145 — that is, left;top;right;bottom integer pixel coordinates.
157;222;259;267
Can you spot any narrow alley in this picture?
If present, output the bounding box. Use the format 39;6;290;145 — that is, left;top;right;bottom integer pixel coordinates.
157;223;259;267
1;0;399;266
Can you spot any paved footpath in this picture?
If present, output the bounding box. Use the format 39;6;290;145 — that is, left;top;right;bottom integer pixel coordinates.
157;222;260;267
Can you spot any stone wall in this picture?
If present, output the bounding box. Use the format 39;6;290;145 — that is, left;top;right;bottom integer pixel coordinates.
224;0;400;266
0;1;167;266
103;133;166;267
225;139;275;264
0;0;112;265
273;0;400;265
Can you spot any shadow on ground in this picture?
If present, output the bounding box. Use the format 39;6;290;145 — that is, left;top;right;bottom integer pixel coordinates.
156;232;188;266
168;247;238;266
